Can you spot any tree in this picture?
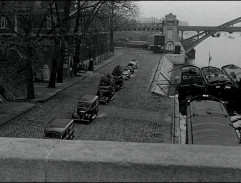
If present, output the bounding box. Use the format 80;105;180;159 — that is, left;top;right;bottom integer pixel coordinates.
70;0;106;75
0;0;107;98
0;1;48;99
47;0;106;84
98;1;139;54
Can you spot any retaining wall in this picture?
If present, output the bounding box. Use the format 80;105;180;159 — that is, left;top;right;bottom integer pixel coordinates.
150;55;174;96
1;138;241;182
165;53;185;65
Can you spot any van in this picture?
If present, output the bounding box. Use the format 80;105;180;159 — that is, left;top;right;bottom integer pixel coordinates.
44;118;74;140
72;94;99;123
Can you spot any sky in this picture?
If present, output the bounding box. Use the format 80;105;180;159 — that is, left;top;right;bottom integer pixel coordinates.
137;1;241;26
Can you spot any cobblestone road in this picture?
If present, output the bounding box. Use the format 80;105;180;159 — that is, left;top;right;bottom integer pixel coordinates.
0;48;173;143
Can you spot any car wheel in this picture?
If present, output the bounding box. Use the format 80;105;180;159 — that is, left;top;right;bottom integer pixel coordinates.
87;114;92;124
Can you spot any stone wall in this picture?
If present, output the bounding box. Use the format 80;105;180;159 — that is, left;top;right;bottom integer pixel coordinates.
1;138;241;182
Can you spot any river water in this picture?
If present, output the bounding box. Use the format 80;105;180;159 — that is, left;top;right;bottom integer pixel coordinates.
188;33;241;68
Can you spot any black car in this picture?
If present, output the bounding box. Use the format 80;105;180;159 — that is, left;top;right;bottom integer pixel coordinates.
97;85;115;104
44;118;75;140
127;65;135;74
72;95;99;123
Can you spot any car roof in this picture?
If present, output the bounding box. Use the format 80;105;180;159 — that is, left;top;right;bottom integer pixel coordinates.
44;118;73;133
78;94;98;103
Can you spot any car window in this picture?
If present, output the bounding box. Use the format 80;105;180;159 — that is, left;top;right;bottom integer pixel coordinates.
78;102;90;108
45;132;61;139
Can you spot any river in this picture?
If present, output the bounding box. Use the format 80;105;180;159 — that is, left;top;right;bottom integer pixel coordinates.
188;33;241;68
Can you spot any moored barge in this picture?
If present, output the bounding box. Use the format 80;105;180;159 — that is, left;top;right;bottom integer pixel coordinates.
177;65;206;100
201;66;238;102
186;95;239;146
221;64;241;88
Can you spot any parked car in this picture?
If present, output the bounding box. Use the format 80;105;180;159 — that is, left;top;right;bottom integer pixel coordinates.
111;75;124;91
111;65;124;91
112;65;123;76
127;64;135;74
97;85;115;104
72;95;99;123
122;68;131;80
77;62;87;73
44;118;74;140
129;59;139;69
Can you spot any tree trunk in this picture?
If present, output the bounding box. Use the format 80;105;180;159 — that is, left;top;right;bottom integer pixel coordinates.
73;39;80;75
110;2;114;54
26;47;35;99
48;48;57;88
110;29;114;54
57;44;64;83
73;0;81;76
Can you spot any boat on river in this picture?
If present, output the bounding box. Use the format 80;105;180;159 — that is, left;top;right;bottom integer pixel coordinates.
200;66;238;102
221;64;241;88
186;95;239;146
177;65;206;100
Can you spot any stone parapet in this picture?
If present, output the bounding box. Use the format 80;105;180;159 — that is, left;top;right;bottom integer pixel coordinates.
0;138;241;182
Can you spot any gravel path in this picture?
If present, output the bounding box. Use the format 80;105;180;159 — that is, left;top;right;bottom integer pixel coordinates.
0;48;173;143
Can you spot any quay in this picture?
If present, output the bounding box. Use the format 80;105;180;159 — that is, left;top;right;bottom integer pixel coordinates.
1;7;241;181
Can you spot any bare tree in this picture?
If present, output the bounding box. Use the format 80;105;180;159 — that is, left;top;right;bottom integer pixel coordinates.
0;1;47;99
70;0;106;75
0;0;107;98
48;0;106;85
98;1;139;54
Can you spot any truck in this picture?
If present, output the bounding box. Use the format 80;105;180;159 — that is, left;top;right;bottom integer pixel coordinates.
153;35;165;53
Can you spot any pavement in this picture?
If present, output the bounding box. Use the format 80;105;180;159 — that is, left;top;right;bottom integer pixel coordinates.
0;51;125;126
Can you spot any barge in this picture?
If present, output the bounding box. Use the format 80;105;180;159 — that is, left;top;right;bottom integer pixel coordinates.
186;95;239;146
177;65;206;100
221;64;241;88
200;66;238;102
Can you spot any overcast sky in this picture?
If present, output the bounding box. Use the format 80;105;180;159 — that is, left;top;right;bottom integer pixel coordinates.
137;1;241;26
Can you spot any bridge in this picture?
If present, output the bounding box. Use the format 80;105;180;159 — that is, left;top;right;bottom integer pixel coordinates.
178;26;241;33
117;24;241;33
116;23;163;32
116;16;241;54
181;17;241;54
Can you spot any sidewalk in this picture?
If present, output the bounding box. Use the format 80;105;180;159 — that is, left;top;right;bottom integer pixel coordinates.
0;51;125;126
